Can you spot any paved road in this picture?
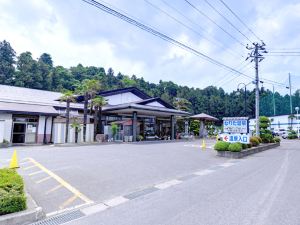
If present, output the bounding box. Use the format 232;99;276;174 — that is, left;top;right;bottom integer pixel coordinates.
63;140;300;225
0;139;222;215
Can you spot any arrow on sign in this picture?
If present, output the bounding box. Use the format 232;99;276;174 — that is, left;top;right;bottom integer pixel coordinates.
224;136;228;141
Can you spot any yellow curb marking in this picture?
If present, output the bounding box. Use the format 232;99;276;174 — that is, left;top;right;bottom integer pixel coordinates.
36;176;52;184
26;158;93;204
29;170;44;176
45;184;63;195
59;195;78;210
23;165;36;170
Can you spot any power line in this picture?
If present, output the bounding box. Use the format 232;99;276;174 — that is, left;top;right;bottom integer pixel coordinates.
144;0;243;59
159;0;244;58
268;51;300;54
183;0;246;47
218;0;261;41
82;0;250;76
203;0;252;43
82;0;286;89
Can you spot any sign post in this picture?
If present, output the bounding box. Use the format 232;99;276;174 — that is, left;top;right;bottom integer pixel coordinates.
223;117;249;144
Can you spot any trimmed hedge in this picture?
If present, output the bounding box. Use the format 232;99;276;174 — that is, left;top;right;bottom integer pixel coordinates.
250;137;260;147
274;137;281;143
228;143;242;152
0;169;26;215
214;141;230;151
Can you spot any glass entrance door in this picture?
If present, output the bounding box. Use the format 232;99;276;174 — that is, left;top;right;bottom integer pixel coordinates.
12;116;38;144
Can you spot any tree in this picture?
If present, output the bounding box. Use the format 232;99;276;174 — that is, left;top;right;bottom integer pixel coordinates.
91;96;107;140
0;40;16;85
60;90;76;143
38;53;53;90
173;98;192;112
76;79;101;142
71;117;81;143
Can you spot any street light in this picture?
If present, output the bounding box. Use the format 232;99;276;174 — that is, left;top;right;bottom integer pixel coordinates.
237;82;252;116
296;106;299;138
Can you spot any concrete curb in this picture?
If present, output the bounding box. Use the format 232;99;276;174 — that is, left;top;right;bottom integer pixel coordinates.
216;142;280;159
0;192;45;225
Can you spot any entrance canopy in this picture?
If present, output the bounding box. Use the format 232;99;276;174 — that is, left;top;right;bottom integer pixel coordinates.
103;103;190;117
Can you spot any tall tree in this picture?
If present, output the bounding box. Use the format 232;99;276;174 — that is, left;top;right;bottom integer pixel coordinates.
38;53;53;90
0;40;16;85
60;90;76;143
76;79;101;142
91;96;107;140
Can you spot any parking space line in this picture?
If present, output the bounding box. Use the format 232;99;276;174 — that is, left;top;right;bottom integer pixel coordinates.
194;169;214;176
45;184;63;195
36;176;52;184
26;157;93;204
29;170;44;176
23;165;36;170
59;195;78;210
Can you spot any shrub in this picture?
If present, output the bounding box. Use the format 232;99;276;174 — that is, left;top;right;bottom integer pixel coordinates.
214;141;230;151
0;169;26;215
288;130;298;139
247;143;252;148
256;137;262;143
241;143;248;149
274;137;281;143
250;137;260;147
261;133;274;143
228;143;242;152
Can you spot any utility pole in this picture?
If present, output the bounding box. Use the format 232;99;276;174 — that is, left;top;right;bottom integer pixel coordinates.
289;73;293;114
246;41;267;136
272;85;276;116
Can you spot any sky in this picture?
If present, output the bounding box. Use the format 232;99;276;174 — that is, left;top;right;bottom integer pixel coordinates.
0;0;300;93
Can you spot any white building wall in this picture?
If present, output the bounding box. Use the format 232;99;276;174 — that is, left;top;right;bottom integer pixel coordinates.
146;101;165;108
0;113;12;143
105;92;142;105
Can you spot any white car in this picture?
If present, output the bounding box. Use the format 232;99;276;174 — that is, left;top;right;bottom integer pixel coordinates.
274;129;286;136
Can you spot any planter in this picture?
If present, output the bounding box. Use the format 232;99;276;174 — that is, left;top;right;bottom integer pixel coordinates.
217;142;280;159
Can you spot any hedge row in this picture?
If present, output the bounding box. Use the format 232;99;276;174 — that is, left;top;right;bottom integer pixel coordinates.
0;168;26;215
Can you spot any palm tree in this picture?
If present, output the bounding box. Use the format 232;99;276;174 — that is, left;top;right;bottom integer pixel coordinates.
71;118;81;143
91;96;108;140
76;79;101;142
59;90;76;143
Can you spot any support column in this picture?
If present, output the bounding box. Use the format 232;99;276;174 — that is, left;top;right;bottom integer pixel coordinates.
170;115;175;140
132;111;137;142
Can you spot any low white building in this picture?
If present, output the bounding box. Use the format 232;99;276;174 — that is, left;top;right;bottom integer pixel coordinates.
0;85;189;145
249;114;300;132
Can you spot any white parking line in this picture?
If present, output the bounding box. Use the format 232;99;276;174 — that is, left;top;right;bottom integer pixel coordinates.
155;179;182;190
220;162;235;167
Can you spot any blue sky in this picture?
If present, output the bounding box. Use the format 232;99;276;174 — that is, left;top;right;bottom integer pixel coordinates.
0;0;300;93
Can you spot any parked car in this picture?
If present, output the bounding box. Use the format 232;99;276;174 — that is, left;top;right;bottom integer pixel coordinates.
274;128;286;136
282;131;288;139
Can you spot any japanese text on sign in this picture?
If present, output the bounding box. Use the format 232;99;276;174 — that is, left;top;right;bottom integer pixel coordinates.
223;117;248;133
223;134;250;144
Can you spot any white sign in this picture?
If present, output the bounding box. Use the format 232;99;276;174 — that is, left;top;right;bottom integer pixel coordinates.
223;117;248;133
223;134;250;144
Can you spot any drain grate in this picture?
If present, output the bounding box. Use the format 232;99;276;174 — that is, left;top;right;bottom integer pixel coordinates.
31;210;84;225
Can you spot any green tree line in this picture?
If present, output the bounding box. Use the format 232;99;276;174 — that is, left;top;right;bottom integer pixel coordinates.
1;40;299;119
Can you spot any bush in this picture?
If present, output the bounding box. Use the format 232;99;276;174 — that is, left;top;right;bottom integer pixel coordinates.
250;137;260;147
256;137;262;143
261;133;274;143
241;143;248;149
247;143;252;148
228;143;242;152
274;137;281;143
288;130;298;139
0;169;26;215
214;141;230;151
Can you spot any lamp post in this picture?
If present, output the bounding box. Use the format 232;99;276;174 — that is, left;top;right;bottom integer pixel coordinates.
296;106;299;138
237;82;252;116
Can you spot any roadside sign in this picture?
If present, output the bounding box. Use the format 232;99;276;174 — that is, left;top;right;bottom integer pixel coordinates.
223;134;250;144
223;117;248;134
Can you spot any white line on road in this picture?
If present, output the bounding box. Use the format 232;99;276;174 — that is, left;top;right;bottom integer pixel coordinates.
194;169;214;176
104;196;129;207
155;179;182;190
220;162;235;167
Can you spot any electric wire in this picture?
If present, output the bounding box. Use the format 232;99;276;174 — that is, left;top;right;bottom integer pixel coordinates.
218;0;261;41
203;0;253;43
144;0;243;59
183;0;246;47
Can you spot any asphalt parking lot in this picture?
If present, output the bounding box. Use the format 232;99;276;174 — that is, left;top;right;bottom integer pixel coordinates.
0;139;227;216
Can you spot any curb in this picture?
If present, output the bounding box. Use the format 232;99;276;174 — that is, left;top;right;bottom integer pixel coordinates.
0;192;45;225
216;142;280;159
